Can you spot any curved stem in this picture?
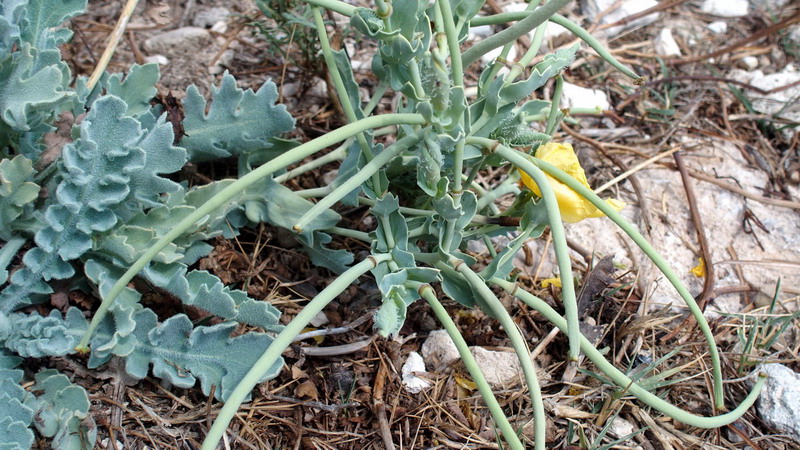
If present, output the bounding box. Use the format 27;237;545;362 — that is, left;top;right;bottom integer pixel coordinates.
470;13;641;81
450;258;547;450
462;0;571;68
532;156;725;409
273;143;347;184
313;7;383;192
201;254;391;450
419;285;524;450
326;226;371;242
469;137;581;361
76;113;426;351
490;277;766;428
303;0;356;16
544;75;564;136
293;134;422;233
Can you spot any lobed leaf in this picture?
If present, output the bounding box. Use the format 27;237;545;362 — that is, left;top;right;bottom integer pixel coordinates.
180;73;295;162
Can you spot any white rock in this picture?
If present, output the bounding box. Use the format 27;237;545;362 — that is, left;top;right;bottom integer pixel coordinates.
402;352;431;393
755;364;800;443
707;21;728;34
309;311;329;327
582;0;660;35
653;28;681;57
561;82;611;111
701;0;749;17
192;7;231;28
143;54;169;66
746;66;800;126
468;25;493;40
470;347;523;389
609;417;636;439
143;27;212;55
421;330;460;372
742;56;759;70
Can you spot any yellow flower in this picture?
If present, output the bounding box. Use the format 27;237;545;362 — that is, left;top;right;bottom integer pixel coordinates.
519;142;625;223
540;277;562;288
690;258;706;277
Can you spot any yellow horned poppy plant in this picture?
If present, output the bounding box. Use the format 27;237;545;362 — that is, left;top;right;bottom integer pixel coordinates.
519;142;625;223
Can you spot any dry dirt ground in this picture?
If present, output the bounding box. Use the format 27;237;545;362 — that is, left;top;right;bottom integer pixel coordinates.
52;0;800;448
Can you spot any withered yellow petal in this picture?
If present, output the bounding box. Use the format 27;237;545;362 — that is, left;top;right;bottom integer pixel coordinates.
518;142;625;223
690;258;706;278
540;277;562;288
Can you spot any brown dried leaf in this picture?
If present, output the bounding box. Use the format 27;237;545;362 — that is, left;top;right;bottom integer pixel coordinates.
144;1;171;25
295;380;318;400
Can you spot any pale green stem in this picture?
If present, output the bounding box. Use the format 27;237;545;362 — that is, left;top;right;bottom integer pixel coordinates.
303;0;356;16
364;83;389;115
451;258;547;450
293;134;421;233
532;156;726;408
76;113;426;351
475;181;521;211
523;106;603;123
504;20;548;85
544;74;564;136
462;0;571;68
273;144;348;184
483;235;498;258
469;137;581;361
294;186;332;198
470;13;641;81
437;0;464;88
326;226;370;242
491;277;767;428
202;254;392;450
313;7;382;193
436;0;465;194
419;285;524;450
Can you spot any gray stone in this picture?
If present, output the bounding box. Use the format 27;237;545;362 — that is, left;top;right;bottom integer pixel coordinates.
755;364;800;443
421;330;460;372
470;347;523;389
143;27;212;55
192;7;231;29
609;417;636;440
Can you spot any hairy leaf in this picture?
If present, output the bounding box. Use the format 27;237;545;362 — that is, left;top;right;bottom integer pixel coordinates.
0;155;39;241
96;309;283;401
0;44;71;132
0;0;26;53
0;308;87;358
18;0;86;50
26;369;96;450
180;73;294;162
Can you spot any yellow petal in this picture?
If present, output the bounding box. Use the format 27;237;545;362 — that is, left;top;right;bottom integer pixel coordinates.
690;258;706;277
540;277;562;288
518;142;625;223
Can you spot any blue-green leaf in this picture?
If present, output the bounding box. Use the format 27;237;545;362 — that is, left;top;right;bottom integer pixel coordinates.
180;73;295;162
